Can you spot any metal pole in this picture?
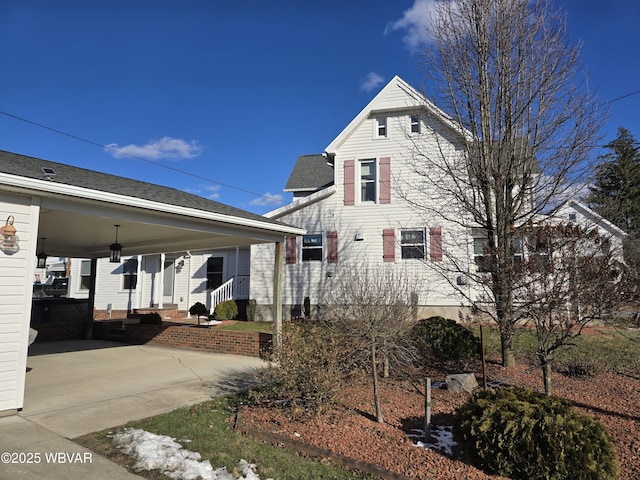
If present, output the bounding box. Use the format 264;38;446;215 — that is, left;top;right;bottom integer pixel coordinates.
480;324;487;389
424;377;431;441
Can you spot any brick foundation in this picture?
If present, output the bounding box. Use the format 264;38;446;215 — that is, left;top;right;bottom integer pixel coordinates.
94;322;272;358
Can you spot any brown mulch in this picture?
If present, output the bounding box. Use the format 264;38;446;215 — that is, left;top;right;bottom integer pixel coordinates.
239;363;640;479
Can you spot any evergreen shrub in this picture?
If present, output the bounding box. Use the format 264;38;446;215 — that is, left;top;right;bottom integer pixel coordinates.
213;300;238;320
139;312;162;325
454;387;620;480
413;316;481;361
188;301;208;319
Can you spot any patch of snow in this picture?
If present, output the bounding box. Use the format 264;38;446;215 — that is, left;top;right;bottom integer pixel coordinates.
408;425;457;456
112;428;273;480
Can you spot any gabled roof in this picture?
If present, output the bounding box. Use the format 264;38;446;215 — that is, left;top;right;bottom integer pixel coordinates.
325;75;471;154
284;154;334;193
566;199;628;238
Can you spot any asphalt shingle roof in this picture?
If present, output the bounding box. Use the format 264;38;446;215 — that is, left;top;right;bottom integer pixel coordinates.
0;150;288;226
284;154;334;192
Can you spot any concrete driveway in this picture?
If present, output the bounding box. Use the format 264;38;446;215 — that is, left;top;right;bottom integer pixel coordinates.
0;340;266;479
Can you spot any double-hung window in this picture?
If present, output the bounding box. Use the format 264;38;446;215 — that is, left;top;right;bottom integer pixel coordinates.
302;234;323;261
206;257;224;289
473;229;491;272
376;117;387;138
360;159;376;202
79;260;92;290
410;115;421;133
123;258;138;290
401;229;426;259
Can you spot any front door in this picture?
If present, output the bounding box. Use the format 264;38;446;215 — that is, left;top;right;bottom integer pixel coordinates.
206;255;225;290
163;259;175;304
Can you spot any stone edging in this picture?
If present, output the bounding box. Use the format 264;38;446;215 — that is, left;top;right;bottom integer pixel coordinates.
234;406;414;480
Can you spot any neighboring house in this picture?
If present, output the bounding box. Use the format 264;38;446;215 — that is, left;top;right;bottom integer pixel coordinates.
249;76;627;321
0;150;303;414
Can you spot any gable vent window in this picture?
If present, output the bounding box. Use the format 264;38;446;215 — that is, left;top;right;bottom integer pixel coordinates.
410;115;421;133
302;234;323;261
376;117;387;138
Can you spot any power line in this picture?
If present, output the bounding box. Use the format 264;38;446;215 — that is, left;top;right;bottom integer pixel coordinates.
599;89;640;107
0;110;287;206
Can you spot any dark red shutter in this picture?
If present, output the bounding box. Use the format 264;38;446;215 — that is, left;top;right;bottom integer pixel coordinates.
383;229;395;262
379;157;391;204
430;227;443;261
344;160;355;206
285;236;297;264
327;231;338;263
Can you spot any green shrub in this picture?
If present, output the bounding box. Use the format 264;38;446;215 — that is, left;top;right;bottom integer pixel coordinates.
250;323;343;417
413;316;481;361
214;300;238;320
139;312;162;325
188;301;209;318
454;388;619;480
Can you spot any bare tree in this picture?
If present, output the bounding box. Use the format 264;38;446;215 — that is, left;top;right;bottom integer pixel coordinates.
514;223;627;395
403;0;604;366
321;264;417;424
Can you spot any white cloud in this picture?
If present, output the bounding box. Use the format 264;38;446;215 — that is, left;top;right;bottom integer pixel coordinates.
249;192;284;206
184;184;221;200
106;137;202;160
385;0;448;50
360;72;385;93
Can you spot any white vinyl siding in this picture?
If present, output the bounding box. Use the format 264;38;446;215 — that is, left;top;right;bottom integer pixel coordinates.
0;192;39;412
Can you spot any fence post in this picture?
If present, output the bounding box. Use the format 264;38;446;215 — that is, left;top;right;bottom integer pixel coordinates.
424;377;431;441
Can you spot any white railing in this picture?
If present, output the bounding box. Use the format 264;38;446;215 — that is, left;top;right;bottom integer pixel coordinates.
209;275;250;313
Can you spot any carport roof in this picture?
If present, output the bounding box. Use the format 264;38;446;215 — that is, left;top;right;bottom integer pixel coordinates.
0;150;304;258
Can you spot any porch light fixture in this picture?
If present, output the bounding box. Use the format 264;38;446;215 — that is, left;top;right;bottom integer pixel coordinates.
109;224;122;263
0;215;20;254
37;237;48;269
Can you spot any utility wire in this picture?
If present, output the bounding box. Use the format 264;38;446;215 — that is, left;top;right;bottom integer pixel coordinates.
0;110;287;206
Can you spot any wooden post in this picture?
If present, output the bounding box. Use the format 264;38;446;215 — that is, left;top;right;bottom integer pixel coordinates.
424;377;431;441
272;240;284;348
480;324;487;389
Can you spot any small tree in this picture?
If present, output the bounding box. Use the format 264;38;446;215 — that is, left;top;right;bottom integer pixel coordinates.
321;264;417;423
515;223;627;395
189;301;208;326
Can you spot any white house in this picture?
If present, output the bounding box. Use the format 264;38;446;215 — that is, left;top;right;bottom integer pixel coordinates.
66;246;251;319
0;150;304;414
249;76;627;321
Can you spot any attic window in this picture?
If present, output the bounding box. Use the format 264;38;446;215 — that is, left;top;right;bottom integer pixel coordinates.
410;115;421;133
568;213;577;222
376;117;387;138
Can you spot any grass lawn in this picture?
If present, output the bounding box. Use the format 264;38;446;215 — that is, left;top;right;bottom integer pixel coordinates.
75;394;372;480
218;321;274;334
472;324;640;376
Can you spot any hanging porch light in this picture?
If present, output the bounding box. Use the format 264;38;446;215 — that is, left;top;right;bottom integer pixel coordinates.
37;237;48;269
109;224;122;263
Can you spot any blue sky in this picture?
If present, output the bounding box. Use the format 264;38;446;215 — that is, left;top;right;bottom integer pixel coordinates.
1;0;639;214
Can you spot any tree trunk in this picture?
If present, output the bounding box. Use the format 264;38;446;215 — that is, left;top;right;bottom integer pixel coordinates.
371;344;383;423
542;359;552;396
501;333;516;368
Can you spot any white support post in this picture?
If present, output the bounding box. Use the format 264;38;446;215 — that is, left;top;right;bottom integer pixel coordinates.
272;241;284;348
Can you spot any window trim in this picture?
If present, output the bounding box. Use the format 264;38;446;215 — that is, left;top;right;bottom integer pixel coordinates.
79;259;92;291
302;233;323;262
375;117;387;138
359;159;377;203
401;228;426;260
122;257;138;290
410;115;421;134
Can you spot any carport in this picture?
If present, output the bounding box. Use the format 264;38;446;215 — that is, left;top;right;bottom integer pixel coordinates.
0;150;304;413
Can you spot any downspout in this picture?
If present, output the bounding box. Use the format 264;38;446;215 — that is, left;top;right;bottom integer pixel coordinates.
186;251;192;317
158;253;165;309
